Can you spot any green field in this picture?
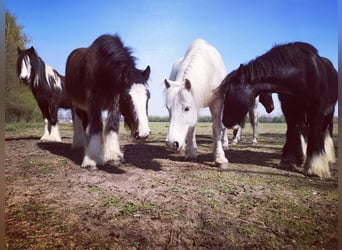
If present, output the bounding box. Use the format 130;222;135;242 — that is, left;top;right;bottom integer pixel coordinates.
4;121;338;249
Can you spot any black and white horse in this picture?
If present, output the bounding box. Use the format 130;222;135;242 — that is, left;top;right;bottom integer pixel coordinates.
230;93;274;145
65;34;151;169
17;46;71;141
220;42;337;179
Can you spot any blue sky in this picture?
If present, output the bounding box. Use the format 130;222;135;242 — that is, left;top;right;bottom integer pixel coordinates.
6;0;338;116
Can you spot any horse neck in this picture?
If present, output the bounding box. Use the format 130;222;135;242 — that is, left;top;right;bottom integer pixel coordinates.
246;62;293;95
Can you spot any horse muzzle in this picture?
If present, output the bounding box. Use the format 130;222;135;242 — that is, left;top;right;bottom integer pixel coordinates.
166;140;181;151
134;131;150;141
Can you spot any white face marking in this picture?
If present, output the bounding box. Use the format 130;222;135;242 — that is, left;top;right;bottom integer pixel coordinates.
45;64;62;89
20;55;31;81
166;86;197;150
129;84;150;137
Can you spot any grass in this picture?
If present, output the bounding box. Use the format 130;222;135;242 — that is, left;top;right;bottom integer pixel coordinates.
4;121;338;249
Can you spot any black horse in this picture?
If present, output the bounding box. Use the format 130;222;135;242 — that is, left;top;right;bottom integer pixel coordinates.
220;42;337;179
231;92;274;145
17;46;72;141
65;34;151;169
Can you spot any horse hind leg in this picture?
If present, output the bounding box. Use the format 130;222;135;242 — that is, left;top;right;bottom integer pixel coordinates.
47;104;62;142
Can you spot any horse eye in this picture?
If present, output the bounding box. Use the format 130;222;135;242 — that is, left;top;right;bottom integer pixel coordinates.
184;107;190;112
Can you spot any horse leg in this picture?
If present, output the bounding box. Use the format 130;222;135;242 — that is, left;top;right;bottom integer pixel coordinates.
103;95;125;164
184;126;197;161
47;103;62;142
221;127;228;149
81;102;104;169
279;96;305;171
210;102;228;168
71;108;86;150
304;111;333;179
232;126;241;144
249;100;258;145
37;101;53;141
324;114;336;163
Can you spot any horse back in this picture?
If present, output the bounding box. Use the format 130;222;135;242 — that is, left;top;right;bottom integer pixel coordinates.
176;39;226;106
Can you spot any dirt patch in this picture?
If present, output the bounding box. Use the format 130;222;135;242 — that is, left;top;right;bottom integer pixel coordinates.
5;122;338;249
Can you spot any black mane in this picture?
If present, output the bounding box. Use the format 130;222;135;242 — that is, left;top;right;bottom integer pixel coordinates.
88;34;148;87
243;42;319;83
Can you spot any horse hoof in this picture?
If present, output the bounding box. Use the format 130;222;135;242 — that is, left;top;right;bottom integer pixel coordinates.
217;162;229;170
278;161;298;172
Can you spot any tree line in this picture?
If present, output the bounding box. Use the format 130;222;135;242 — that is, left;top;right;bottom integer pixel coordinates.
5;11;42;122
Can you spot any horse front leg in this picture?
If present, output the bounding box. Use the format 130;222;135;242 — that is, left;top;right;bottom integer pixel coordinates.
81;102;104;169
103;95;125;164
232;126;241;144
71;108;86;150
47;103;62;142
221;127;229;149
184;126;197;161
37;101;52;141
249;102;258;145
278;95;305;171
210;102;228;168
304;112;332;179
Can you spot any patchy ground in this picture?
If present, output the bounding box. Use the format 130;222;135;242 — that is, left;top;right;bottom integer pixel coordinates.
5;122;338;249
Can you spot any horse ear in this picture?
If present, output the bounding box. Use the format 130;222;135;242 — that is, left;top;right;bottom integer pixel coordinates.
164;79;171;89
29;46;35;53
143;65;151;80
185;79;191;91
17;46;21;54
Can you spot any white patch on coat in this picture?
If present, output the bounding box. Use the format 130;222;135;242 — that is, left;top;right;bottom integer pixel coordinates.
324;130;336;163
305;152;330;179
40;119;61;142
45;64;62;89
82;133;104;168
50;124;62;142
103;131;124;162
300;134;307;159
40;119;50;141
20;55;31;81
129;84;150;138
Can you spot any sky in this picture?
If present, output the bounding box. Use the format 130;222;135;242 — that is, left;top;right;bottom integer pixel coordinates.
6;0;338;117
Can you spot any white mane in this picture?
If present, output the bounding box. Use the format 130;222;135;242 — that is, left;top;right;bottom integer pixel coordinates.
170;38;226;109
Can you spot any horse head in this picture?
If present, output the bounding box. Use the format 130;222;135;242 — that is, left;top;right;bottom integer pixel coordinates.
221;68;257;129
17;46;36;84
259;92;274;113
120;65;151;140
164;78;198;151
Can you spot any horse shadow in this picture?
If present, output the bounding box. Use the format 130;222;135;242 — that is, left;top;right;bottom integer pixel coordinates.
37;139;177;174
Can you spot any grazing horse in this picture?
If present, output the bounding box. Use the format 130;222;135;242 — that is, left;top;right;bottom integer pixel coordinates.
231;93;274;145
220;42;337;179
65;34;151;169
16;46;71;141
164;39;228;167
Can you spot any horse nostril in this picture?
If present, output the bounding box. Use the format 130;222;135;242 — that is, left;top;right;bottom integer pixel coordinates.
173;141;179;150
